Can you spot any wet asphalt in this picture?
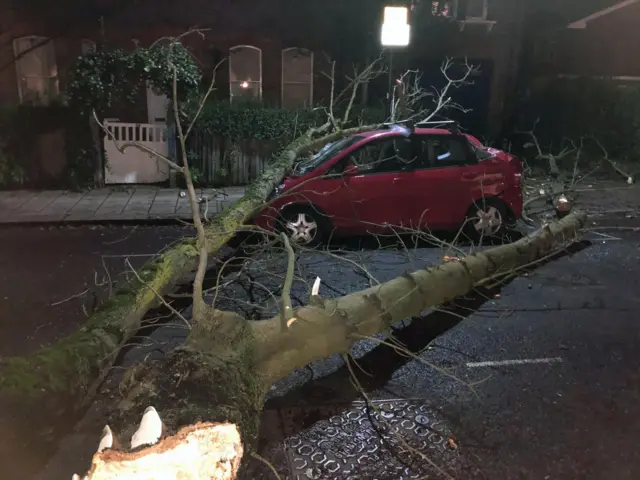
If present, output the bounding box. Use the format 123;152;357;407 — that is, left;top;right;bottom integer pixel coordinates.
251;223;640;479
2;219;640;479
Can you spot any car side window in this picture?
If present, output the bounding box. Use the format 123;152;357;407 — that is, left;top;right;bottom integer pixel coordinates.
347;137;416;174
419;135;474;168
326;158;347;176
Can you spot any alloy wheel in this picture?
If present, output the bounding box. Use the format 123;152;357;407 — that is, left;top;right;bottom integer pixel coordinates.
472;205;503;237
285;213;318;245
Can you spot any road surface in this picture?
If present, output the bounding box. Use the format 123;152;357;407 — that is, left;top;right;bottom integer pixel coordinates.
1;220;639;479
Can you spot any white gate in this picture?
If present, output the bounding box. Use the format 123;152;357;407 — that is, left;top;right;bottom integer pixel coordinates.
103;121;170;184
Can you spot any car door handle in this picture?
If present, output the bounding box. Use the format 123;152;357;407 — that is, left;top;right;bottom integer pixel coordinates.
393;177;402;183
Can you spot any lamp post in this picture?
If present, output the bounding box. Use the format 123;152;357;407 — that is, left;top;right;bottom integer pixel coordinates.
380;5;411;118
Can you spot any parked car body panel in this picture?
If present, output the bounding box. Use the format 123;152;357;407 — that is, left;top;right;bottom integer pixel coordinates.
254;126;523;239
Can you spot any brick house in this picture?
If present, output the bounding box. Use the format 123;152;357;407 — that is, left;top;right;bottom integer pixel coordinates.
1;0;528;126
409;0;526;137
522;0;640;82
0;0;527;185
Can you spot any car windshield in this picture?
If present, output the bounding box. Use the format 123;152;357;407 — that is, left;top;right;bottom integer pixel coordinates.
294;135;364;175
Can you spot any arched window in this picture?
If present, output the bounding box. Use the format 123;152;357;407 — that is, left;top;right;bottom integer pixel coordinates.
81;39;96;55
229;45;262;102
281;48;313;108
13;36;59;105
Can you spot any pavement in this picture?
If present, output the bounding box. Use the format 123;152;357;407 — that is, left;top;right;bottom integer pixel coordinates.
0;186;247;223
12;218;640;480
0;179;639;224
1;179;640;225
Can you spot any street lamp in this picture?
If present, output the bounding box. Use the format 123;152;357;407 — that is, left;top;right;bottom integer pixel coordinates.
381;5;411;117
381;6;411;47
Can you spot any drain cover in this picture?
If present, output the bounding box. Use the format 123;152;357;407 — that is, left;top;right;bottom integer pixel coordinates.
281;399;457;479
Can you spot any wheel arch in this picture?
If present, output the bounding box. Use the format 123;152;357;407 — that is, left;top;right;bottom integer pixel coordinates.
278;201;332;223
468;194;516;224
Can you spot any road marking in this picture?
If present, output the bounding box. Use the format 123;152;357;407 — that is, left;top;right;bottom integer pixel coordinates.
588;231;622;241
465;357;563;368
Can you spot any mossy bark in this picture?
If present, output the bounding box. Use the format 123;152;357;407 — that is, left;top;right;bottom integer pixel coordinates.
79;311;265;479
0;124;381;405
112;311;264;447
0;244;198;397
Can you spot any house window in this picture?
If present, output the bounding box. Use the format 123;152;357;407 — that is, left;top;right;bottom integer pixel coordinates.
13;36;59;105
81;39;96;55
229;45;262;102
281;48;313;108
465;0;488;19
451;0;488;20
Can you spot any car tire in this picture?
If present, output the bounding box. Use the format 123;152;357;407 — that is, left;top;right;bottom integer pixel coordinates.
277;206;330;247
463;198;508;241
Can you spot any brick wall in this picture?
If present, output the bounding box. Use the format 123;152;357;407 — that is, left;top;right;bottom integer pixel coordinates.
0;0;528;186
529;1;640;78
1;0;526;113
407;0;526;136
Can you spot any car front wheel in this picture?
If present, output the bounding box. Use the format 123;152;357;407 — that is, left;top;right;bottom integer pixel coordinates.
464;199;507;240
278;208;328;247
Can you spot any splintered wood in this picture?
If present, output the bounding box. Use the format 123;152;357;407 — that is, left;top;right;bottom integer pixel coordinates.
74;416;243;480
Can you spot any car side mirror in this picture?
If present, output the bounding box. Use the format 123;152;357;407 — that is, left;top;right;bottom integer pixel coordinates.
343;164;359;176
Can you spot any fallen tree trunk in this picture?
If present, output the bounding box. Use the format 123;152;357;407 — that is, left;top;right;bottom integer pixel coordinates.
0;124;381;403
75;211;587;479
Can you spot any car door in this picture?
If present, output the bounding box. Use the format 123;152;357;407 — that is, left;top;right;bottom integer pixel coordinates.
406;134;482;230
339;135;415;234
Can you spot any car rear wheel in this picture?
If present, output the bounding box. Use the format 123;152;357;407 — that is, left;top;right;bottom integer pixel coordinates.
278;207;328;247
464;199;507;240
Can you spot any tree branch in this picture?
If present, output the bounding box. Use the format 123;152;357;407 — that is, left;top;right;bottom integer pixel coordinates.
253;210;588;385
279;233;295;331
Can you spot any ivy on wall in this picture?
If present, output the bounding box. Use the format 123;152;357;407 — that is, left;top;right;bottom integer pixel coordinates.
68;43;201;115
187;99;385;144
63;42;201;188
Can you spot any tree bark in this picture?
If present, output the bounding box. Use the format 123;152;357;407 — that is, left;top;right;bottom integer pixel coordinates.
78;310;263;480
77;211;587;480
0;124;380;404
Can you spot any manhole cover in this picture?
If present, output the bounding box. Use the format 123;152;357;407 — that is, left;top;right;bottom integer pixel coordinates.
281;399;457;479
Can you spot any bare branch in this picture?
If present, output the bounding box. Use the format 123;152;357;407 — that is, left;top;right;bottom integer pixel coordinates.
124;258;190;328
387;58;477;126
279;233;295;330
148;27;210;49
589;136;634;183
185;58;226;139
168;61;209;320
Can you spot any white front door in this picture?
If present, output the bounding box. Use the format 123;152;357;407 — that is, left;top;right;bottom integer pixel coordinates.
146;83;169;124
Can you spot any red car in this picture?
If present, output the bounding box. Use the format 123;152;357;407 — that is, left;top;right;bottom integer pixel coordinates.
254;124;523;245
